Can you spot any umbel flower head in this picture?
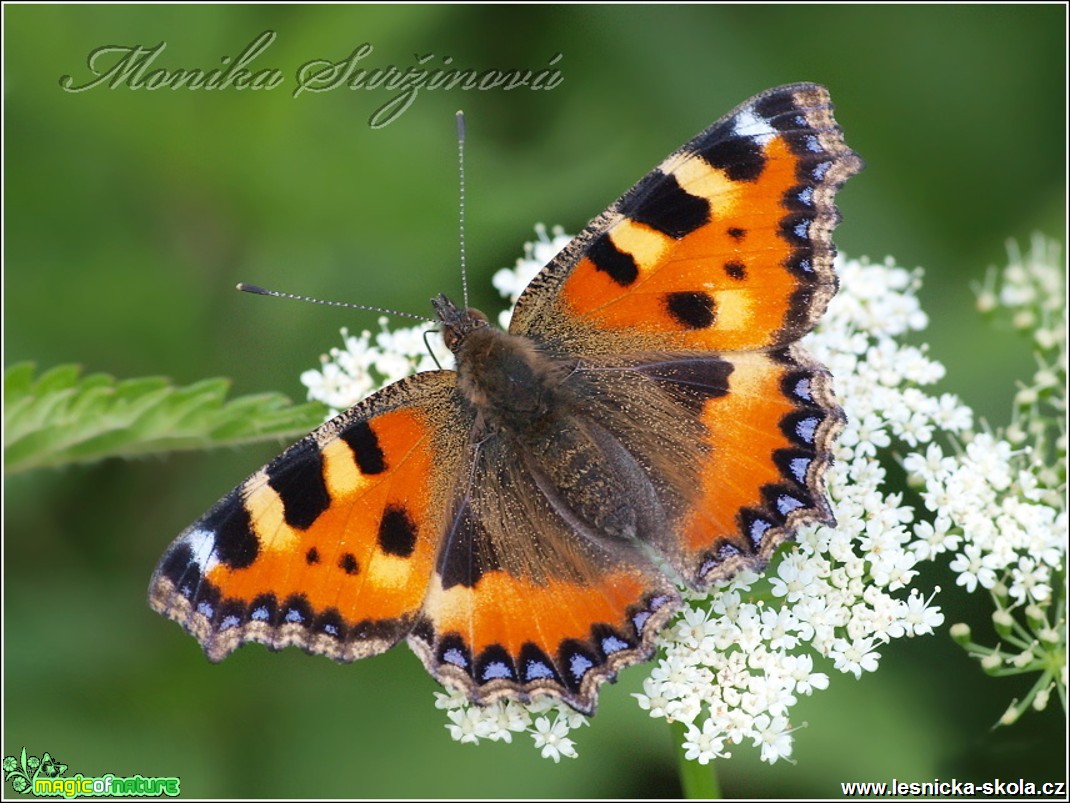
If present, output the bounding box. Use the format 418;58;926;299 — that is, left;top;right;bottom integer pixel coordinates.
301;226;1065;761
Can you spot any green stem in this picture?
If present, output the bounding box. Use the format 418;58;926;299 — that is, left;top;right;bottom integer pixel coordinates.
672;721;722;799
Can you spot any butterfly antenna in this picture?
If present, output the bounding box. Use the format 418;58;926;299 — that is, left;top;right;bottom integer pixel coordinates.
236;283;432;323
456;110;470;309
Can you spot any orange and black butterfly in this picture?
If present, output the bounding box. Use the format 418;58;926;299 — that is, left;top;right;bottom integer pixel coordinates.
150;83;862;714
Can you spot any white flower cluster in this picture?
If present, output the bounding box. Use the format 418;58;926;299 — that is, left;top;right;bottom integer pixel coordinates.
299;227;1062;762
908;236;1066;724
433;688;588;763
300;320;452;414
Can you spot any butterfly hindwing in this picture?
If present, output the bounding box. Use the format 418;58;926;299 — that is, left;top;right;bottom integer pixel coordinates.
641;346;842;585
411;401;681;713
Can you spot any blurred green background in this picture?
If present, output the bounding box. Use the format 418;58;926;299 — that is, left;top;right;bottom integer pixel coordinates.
4;5;1064;798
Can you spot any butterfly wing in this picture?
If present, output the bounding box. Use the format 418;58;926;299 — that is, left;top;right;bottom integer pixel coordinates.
149;371;470;663
409;429;679;714
511;83;860;355
508;83;861;586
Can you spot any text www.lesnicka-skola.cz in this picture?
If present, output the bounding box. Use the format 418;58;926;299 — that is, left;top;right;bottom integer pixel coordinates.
841;778;1066;797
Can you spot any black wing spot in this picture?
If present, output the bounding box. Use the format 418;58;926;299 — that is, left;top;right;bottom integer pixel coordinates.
476;643;517;683
588;234;639;287
519;642;562;683
665;290;716;329
723;260;747;280
266;441;330;530
437;633;473;676
378;505;417;558
342;421;387;475
697;135;766;182
438;502;502;590
314;608;346;639
637;356;732;414
158;542;195;585
249;593;279;626
216;599;247;631
626;171;710;239
281;594;313;626
206;492;259;570
558;640;599;692
753;90;800;125
779;212;815;248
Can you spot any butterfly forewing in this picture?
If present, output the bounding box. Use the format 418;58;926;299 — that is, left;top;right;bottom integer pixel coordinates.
510;83;862;357
149;372;468;662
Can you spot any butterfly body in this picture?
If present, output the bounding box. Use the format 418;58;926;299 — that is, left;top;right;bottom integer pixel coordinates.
151;84;862;713
440;296;568;435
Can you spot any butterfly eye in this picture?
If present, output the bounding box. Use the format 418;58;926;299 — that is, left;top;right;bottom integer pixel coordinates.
435;298;492;354
465;308;490;327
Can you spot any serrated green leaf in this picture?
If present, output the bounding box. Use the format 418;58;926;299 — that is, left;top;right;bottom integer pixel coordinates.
4;363;330;474
32;364;82;394
114;376;171;400
79;372;116;390
4;362;37;402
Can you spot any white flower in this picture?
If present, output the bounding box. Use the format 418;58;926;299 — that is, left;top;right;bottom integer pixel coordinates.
665;695;704;726
910;516;961;560
900;589;945;636
633;676;674;720
479;700;534;743
682;719;729;764
781;654;829;695
445;707;495;745
870;549;920;591
829;637;882;679
948;544;998;593
769;555;821;602
1008;557;1052;603
530;716;578;763
759;607;802;651
750;714;794;764
433;689;468;710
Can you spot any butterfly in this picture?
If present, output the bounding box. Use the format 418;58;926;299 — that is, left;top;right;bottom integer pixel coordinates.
149;83;862;715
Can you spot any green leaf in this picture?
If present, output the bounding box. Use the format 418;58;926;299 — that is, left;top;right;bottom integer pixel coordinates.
4;363;330;474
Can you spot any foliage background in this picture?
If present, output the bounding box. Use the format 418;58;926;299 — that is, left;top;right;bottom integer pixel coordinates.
4;5;1064;798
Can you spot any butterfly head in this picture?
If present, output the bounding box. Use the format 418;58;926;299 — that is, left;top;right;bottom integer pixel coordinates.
432;294;491;354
